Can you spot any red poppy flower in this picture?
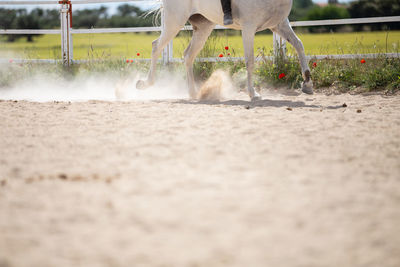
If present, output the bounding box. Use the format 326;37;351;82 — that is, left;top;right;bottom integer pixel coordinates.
227;53;231;56
126;59;130;63
224;46;229;50
360;59;366;64
137;53;141;56
130;59;134;63
279;73;286;79
313;62;317;68
218;54;224;58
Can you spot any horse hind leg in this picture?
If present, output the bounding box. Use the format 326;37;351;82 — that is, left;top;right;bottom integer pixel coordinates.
184;14;215;98
242;26;261;101
272;19;313;95
136;15;185;90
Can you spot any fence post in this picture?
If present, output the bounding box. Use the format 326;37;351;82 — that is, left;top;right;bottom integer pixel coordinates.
273;32;286;63
161;9;173;64
168;40;173;63
60;0;73;66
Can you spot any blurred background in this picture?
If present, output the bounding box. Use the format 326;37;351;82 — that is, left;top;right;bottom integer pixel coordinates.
0;0;399;59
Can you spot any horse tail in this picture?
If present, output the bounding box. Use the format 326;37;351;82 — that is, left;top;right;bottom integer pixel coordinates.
142;0;163;27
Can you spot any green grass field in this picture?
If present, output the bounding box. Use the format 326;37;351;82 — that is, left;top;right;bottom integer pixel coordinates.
1;30;399;60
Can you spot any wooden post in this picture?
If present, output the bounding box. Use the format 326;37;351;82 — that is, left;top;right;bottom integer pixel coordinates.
273;32;286;63
60;0;73;66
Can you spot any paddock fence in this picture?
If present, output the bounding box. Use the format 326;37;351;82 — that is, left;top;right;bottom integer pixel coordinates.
0;0;400;66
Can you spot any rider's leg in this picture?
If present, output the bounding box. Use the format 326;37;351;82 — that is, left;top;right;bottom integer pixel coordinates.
220;0;233;25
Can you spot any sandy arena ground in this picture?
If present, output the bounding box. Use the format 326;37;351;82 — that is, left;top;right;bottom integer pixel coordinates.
0;90;400;267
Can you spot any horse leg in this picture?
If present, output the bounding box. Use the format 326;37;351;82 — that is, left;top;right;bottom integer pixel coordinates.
184;15;215;99
242;27;261;101
136;17;185;90
271;19;313;94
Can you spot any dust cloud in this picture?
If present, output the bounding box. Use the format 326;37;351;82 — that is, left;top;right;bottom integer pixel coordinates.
197;69;235;101
0;66;236;102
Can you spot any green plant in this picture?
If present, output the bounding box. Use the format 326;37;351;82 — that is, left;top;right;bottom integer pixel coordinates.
255;49;302;89
1;50;399;94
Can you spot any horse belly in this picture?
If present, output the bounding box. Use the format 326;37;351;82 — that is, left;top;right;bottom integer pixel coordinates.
192;0;226;26
190;0;292;31
254;0;292;30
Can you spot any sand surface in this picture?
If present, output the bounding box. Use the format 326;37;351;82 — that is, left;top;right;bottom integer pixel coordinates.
0;91;400;267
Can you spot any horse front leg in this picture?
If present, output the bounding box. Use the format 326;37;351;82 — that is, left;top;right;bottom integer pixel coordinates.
136;38;162;89
242;27;261;101
136;21;182;90
272;19;313;95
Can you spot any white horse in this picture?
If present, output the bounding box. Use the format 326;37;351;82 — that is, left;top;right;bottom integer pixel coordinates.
136;0;313;101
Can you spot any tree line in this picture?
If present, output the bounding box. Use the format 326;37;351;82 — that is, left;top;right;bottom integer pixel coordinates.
292;0;400;32
0;0;399;42
0;4;155;42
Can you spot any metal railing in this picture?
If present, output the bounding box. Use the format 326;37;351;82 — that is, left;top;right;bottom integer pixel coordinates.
1;0;400;65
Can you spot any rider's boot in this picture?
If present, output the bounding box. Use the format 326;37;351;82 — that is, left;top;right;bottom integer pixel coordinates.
221;0;233;25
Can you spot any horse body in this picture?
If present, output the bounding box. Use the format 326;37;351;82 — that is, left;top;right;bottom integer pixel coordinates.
195;0;292;30
137;0;313;100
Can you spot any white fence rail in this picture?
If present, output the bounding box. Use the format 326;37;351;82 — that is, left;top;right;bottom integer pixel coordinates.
1;0;400;65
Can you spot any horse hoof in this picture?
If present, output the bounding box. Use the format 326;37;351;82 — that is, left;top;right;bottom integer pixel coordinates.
302;81;314;95
302;87;314;95
189;89;198;100
251;95;262;102
136;80;147;90
251;92;262;102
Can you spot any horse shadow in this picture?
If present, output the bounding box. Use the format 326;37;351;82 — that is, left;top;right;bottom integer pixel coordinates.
174;98;346;110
